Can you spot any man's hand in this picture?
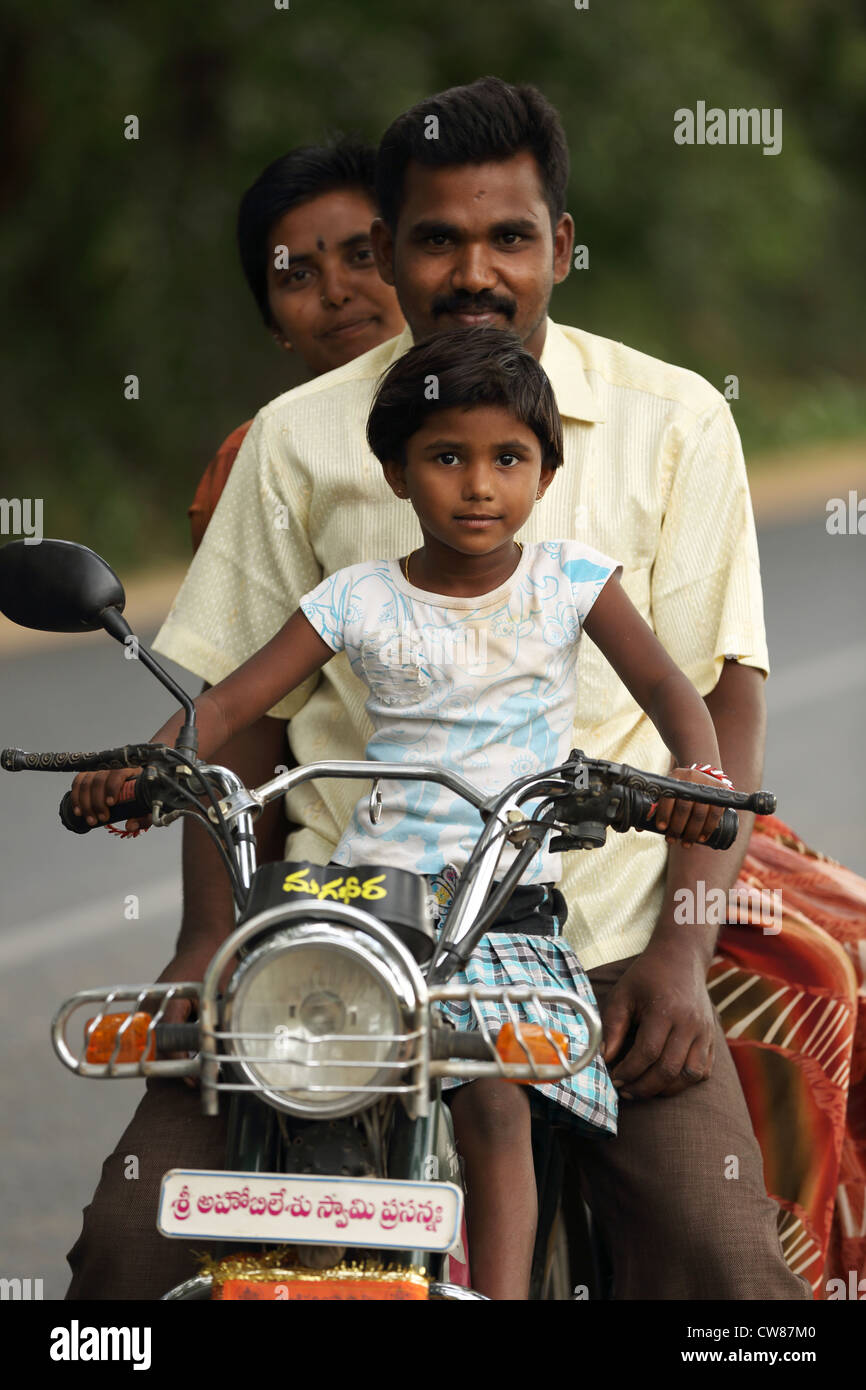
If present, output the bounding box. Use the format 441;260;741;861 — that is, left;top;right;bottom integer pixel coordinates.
653;767;725;846
600;938;716;1100
155;947;241;1089
70;765;141;828
155;950;214;1089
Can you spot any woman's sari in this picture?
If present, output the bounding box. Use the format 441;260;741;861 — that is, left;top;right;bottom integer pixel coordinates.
712;817;866;1297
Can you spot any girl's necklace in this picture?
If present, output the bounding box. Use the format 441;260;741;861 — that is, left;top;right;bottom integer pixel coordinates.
402;541;523;585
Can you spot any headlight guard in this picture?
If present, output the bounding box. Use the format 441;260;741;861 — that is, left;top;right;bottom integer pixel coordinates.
208;902;427;1120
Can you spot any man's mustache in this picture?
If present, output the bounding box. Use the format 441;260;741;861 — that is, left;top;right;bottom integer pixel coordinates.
432;293;516;320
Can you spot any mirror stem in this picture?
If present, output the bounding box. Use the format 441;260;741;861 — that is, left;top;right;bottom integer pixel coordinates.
100;607;199;759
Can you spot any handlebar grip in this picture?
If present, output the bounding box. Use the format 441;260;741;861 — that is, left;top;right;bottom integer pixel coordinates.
3;744;159;773
431;1028;493;1061
154;1023;200;1053
59;777;153;835
703;808;739;851
637;804;739;851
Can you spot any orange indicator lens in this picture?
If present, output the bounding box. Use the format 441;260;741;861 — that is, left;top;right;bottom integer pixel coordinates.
85;1012;156;1063
496;1022;569;1078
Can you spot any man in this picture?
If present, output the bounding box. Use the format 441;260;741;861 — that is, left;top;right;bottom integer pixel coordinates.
66;77;808;1299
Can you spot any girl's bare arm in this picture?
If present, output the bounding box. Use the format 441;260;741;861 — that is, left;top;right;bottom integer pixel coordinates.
582;576;723;843
71;610;334;825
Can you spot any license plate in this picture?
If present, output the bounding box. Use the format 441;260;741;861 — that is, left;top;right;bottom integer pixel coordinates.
158;1169;463;1253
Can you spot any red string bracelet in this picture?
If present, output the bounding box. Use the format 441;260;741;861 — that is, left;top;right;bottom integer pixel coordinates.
106;822;150;839
688;762;735;791
104;776;151;837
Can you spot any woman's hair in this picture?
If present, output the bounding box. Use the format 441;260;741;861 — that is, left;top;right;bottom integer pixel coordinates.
375;77;569;233
237;138;378;328
366;326;563;470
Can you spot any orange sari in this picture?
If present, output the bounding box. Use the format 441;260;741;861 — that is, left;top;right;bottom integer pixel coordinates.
713;818;866;1297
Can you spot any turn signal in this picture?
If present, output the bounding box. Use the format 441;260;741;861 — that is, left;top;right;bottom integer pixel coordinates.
85;1012;156;1063
496;1022;569;1078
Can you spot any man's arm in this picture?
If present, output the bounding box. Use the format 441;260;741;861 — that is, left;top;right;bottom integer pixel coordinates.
601;660;766;1097
596;396;769;1098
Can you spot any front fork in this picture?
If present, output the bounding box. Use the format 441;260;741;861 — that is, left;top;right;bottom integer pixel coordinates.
225;1090;281;1174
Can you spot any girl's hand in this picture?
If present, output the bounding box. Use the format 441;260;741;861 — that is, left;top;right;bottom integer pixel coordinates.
653;768;725;847
70;766;140;828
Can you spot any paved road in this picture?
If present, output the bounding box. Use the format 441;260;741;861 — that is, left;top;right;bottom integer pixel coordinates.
0;513;863;1297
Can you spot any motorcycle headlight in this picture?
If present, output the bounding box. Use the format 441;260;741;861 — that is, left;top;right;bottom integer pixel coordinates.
222;922;418;1118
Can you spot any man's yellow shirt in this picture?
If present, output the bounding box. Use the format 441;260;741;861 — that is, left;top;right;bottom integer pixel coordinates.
154;319;768;969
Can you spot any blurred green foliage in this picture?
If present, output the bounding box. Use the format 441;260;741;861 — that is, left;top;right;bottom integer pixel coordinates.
1;0;864;567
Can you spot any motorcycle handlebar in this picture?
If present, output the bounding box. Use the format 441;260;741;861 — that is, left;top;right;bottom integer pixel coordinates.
0;744;171;835
2;742;776;848
431;1028;492;1062
58;777;154;835
580;757;776;816
1;744;158;773
154;1022;200;1053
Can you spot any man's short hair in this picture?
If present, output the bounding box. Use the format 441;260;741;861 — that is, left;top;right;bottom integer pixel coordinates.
366;325;563;471
237;138;378;328
375;76;569;232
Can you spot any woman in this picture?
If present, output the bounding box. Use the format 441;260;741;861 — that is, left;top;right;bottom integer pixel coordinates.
189;139;405;550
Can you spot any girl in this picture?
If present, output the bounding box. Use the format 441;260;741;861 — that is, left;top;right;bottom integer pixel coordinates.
71;326;729;1300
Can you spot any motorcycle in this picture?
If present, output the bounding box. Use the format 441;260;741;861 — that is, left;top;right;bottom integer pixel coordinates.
0;539;777;1300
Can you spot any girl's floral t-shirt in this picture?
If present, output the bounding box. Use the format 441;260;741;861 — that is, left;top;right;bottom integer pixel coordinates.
299;540;620;882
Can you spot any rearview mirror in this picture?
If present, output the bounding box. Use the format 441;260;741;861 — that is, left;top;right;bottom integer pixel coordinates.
0;539;126;634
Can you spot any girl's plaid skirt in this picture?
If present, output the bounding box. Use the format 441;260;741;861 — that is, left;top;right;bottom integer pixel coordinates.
434;928;618;1137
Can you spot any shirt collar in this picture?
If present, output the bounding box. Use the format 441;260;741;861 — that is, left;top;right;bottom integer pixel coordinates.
539;318;604;423
379;319;603;424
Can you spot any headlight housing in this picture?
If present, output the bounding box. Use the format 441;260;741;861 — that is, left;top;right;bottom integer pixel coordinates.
222;921;420;1118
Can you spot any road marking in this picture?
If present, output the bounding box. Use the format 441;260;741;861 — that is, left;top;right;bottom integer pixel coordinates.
767;640;866;715
0;877;181;970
